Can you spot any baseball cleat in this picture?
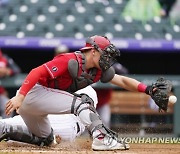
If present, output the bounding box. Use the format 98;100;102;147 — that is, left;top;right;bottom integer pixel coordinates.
0;121;8;142
0;133;8;142
92;134;130;151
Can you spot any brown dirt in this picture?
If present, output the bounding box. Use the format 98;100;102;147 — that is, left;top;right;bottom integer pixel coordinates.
0;136;180;154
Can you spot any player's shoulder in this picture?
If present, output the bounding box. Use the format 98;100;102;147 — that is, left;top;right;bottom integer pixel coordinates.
54;52;76;60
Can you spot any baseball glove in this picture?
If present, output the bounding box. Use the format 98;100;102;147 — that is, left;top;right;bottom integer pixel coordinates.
145;77;172;112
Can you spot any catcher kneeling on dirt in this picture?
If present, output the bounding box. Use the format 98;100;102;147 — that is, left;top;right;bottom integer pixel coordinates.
0;35;174;151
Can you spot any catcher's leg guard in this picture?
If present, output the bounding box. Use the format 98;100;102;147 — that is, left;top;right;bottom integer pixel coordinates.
71;94;129;151
71;93;98;126
0;121;54;146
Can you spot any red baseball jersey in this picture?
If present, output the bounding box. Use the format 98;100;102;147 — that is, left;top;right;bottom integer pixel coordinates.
40;53;75;90
19;52;102;96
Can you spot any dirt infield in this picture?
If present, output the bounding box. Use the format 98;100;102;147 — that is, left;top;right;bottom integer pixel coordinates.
0;137;180;154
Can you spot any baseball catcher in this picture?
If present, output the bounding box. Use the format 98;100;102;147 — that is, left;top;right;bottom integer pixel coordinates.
145;77;173;112
3;35;174;151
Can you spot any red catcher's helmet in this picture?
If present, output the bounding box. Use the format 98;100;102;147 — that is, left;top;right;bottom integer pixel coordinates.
80;35;120;71
80;35;111;52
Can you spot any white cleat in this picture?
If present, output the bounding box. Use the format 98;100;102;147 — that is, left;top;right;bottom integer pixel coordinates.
92;135;130;151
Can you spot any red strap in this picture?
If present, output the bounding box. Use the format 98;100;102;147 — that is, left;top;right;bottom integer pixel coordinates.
74;52;84;77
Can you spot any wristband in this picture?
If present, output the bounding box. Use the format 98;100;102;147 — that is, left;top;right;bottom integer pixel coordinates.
137;83;147;93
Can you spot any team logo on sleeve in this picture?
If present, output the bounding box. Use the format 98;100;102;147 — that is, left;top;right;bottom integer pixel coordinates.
52;66;58;72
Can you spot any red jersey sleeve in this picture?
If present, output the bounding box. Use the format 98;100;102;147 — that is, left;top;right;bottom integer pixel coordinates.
19;65;49;96
43;55;68;79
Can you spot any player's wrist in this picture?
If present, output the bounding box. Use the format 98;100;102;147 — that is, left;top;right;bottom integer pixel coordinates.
144;86;153;95
17;93;25;101
18;90;27;97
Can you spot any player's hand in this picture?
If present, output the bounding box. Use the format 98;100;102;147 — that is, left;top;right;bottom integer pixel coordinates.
5;94;25;115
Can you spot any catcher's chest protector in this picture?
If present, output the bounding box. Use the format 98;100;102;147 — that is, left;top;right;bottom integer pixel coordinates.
67;51;101;92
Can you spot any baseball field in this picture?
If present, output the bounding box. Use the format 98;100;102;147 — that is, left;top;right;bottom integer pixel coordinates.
0;136;180;154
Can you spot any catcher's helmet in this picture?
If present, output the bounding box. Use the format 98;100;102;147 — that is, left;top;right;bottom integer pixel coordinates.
80;35;120;71
80;35;111;52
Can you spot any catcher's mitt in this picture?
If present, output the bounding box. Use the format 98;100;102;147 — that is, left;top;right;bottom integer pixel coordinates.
145;77;172;112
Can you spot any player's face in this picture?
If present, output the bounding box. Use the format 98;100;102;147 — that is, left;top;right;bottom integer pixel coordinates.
92;49;101;69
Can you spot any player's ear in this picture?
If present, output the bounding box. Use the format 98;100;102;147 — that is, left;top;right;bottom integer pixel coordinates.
92;48;97;56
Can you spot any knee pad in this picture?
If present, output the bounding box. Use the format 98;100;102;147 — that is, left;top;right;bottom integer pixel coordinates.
72;93;96;116
71;93;98;126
